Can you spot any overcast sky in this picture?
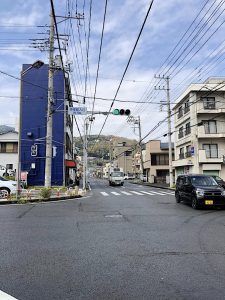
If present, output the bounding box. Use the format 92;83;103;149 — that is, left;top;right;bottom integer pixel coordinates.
0;0;225;142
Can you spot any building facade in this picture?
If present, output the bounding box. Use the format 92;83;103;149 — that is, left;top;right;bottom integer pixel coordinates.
0;125;18;174
144;140;174;183
20;64;75;186
173;78;225;179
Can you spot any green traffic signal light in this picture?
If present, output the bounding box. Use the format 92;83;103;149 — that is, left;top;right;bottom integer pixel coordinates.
112;109;131;116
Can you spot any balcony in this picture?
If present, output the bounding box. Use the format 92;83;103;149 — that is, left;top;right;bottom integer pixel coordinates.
179;153;185;159
185;127;191;135
185;151;192;158
178;111;183;119
198;149;223;163
197;124;225;138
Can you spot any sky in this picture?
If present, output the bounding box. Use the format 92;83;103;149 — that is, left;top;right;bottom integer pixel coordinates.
0;0;225;142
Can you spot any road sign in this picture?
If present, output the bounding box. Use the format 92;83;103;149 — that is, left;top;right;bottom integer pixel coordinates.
68;107;87;115
31;144;38;157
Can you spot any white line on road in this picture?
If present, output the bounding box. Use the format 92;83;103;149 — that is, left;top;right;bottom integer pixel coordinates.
130;191;144;195
111;192;121;196
140;191;155;195
100;192;109;196
0;290;18;300
157;191;175;195
148;191;168;195
121;191;132;195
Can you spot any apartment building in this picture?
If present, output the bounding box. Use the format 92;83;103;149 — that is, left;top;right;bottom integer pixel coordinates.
144;140;174;183
20;64;75;186
173;77;225;179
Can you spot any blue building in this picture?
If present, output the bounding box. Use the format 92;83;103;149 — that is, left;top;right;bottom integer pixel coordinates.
20;64;75;186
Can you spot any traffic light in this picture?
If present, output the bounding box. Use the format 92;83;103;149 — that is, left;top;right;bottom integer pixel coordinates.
112;109;131;116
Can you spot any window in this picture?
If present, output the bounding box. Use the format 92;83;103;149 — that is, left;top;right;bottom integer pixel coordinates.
0;142;17;153
178;106;183;119
185;122;191;135
151;154;169;165
202;144;218;158
6;164;13;170
179;147;184;159
186;145;192;157
178;126;183;139
204;120;217;134
202;97;215;109
184;100;190;113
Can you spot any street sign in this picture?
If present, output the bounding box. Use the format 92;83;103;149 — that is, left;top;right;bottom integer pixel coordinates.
31;144;38;157
68;107;87;115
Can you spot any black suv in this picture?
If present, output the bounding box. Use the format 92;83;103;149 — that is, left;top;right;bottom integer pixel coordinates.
175;174;225;209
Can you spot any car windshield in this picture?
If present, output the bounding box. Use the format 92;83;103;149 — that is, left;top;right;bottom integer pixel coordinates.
191;176;218;186
0;176;7;181
112;172;123;177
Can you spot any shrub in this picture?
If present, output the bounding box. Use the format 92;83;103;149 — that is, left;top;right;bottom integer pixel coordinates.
39;187;52;199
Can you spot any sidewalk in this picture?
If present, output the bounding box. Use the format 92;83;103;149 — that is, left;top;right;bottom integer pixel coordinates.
130;180;175;191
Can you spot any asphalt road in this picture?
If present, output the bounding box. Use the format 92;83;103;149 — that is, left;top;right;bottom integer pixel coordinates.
1;179;225;300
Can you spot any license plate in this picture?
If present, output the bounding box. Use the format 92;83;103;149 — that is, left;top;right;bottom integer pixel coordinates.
205;200;213;205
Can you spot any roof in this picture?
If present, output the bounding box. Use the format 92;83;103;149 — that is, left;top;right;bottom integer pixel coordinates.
0;125;17;135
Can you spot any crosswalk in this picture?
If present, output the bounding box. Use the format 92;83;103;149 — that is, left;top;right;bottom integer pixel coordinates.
99;190;174;197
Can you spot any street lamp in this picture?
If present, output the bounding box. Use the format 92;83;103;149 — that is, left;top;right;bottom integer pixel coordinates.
16;60;44;199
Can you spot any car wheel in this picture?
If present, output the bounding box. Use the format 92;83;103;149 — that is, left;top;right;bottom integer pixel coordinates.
0;188;10;198
191;196;200;210
175;192;181;203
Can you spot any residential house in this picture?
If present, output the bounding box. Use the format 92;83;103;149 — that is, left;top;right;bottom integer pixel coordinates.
144;140;174;183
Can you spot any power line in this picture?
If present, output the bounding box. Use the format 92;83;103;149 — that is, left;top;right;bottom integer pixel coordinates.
95;0;155;139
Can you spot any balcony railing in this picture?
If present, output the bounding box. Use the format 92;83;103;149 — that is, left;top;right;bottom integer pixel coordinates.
178;111;183;119
185;151;192;158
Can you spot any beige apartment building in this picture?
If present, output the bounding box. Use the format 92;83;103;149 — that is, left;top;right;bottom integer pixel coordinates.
173;77;225;179
144;140;174;183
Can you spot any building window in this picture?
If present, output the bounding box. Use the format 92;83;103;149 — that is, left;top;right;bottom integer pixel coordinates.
202;97;215;109
186;145;192;157
184;100;190;113
178;106;183;119
185;122;191;135
151;154;169;165
179;147;184;159
204;120;217;134
0;142;17;153
178;126;183;139
202;144;218;158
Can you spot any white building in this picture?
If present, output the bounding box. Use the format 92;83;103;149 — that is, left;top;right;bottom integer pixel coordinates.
0;125;18;173
172;78;225;179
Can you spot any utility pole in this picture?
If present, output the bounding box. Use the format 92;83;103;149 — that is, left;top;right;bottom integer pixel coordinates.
155;75;173;188
45;8;55;187
137;116;144;177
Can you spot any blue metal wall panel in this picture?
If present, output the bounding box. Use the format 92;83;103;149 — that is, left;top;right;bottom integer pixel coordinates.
21;64;65;186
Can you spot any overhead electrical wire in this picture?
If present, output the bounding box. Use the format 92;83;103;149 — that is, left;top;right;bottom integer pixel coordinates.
94;0;155;141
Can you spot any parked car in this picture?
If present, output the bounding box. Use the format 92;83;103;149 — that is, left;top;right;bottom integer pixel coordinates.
140;174;147;182
124;174;135;180
211;175;225;189
0;176;17;198
175;174;225;209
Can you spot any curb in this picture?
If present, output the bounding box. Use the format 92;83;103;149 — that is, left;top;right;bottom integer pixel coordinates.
0;195;82;205
130;181;175;191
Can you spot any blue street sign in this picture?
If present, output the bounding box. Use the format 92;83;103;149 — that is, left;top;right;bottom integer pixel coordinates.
68;107;87;115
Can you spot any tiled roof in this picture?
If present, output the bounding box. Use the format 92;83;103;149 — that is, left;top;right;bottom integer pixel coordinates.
0;125;16;135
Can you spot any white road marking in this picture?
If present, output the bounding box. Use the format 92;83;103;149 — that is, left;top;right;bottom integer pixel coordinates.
100;192;109;196
129;191;144;195
111;192;121;196
0;290;18;300
121;191;132;195
140;191;155;195
157;191;175;195
148;191;167;195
